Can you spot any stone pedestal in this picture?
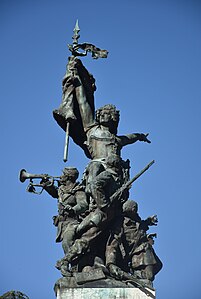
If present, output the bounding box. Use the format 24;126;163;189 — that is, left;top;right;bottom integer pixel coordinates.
55;287;155;299
54;271;155;299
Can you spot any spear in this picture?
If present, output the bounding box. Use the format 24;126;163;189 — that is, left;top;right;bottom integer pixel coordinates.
63;20;80;163
62;20;108;162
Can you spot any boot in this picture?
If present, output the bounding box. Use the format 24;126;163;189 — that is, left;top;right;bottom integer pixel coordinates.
55;256;72;277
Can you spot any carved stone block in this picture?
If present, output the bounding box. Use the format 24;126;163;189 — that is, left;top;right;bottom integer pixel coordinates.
55;287;155;299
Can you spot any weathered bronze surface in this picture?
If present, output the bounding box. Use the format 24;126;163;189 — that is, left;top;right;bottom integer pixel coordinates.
20;21;162;292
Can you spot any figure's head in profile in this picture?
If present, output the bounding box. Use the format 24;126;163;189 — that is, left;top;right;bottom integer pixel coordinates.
95;104;120;134
123;200;138;217
60;167;79;184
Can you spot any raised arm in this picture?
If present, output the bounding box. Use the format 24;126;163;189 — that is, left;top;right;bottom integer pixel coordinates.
72;57;96;130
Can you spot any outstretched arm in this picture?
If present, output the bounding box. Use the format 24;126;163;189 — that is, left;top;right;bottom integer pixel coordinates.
118;133;151;147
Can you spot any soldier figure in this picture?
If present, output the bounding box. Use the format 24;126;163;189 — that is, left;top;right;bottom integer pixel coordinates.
41;167;88;276
122;200;162;287
58;155;127;272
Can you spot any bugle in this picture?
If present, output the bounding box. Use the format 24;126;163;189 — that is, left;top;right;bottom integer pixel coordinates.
19;169;60;194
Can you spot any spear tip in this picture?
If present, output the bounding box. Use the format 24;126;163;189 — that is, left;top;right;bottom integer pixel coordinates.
74;19;80;33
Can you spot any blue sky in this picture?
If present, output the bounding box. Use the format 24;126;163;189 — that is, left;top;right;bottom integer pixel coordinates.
1;1;201;298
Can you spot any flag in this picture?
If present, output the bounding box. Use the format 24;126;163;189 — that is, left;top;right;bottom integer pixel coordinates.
53;56;96;159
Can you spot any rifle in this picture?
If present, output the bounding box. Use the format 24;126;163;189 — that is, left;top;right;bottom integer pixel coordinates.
121;271;155;294
110;160;155;204
109;264;155;295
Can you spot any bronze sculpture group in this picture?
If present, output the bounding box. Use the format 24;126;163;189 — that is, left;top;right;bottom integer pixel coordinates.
20;21;162;292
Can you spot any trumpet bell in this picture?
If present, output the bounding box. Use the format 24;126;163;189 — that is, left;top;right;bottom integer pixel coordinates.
19;169;27;183
19;169;46;183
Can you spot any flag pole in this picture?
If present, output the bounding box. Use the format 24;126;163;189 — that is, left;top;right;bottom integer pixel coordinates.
63;20;80;163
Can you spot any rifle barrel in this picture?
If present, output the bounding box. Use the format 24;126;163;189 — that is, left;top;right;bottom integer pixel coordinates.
110;160;155;204
126;160;155;188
